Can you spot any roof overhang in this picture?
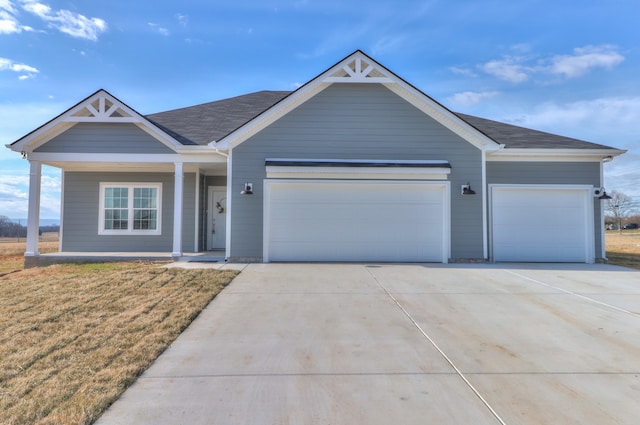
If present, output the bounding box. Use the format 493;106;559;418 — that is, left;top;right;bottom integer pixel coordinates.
214;51;503;153
265;158;452;180
486;148;627;162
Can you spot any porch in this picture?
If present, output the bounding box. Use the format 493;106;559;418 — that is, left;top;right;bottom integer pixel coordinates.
25;250;227;268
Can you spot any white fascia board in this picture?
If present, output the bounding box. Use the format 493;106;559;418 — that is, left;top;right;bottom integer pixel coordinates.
9;122;77;152
487;148;626;162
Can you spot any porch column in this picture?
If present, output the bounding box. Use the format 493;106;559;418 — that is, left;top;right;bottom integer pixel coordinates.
172;162;184;258
25;160;41;256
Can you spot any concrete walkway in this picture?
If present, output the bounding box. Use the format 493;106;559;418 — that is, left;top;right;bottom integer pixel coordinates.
96;263;640;425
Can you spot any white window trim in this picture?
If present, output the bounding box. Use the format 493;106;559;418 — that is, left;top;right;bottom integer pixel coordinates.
99;182;163;236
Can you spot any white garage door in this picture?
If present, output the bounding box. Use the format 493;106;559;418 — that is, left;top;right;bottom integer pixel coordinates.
491;186;593;262
264;180;448;262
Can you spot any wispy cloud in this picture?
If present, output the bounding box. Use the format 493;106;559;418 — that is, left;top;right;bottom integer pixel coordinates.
148;22;170;36
473;45;624;84
481;56;531;83
0;0;33;34
549;45;624;78
175;13;188;27
503;97;640;133
0;172;60;218
447;90;500;106
0;56;39;79
18;0;107;41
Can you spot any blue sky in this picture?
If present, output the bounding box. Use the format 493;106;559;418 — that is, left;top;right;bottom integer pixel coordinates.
1;0;639;219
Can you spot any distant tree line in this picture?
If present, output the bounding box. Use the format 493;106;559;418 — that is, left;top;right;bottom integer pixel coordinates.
0;215;60;238
604;190;639;231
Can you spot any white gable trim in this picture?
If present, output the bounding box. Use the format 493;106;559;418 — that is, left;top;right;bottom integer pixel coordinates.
215;51;504;153
9;90;185;153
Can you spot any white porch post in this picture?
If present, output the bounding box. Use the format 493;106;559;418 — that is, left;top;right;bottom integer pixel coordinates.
25;160;41;256
172;162;184;258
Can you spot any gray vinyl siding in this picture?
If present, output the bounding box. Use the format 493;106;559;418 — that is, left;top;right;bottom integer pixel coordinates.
61;171;197;252
35;123;175;153
487;161;604;259
230;83;484;261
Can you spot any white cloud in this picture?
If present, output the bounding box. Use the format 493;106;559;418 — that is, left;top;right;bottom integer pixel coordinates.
550;45;624;78
503;97;640;135
0;0;17;13
481;56;531;83
148;22;170;36
447;90;500;106
19;0;107;41
0;171;60;219
0;56;39;79
476;45;624;84
450;66;477;78
0;2;34;34
176;13;188;27
497;96;640;200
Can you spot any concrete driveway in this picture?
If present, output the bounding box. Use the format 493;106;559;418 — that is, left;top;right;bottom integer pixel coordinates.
96;263;640;425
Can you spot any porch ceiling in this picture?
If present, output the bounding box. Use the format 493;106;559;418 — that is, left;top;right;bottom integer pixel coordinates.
43;161;227;175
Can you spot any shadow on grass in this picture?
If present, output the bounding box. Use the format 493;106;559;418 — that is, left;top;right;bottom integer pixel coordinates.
606;251;640;270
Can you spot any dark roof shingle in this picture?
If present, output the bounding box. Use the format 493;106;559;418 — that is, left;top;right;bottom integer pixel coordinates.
146;91;291;145
147;90;614;150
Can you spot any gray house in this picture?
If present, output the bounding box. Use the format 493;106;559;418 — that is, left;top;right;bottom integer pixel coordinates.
7;51;625;265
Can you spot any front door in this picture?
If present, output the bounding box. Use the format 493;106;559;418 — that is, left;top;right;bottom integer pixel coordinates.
207;186;227;250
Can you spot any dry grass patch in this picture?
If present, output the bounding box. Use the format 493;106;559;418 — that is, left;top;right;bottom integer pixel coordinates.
0;235;59;275
0;261;238;425
606;229;640;270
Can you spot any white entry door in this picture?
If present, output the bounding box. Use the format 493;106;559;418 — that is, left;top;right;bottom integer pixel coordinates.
207;187;227;250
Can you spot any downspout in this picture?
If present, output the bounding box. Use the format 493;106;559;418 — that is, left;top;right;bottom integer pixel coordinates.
600;156;613;261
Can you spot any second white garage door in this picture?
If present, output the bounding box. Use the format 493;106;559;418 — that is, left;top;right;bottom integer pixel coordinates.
491;185;594;263
264;180;449;262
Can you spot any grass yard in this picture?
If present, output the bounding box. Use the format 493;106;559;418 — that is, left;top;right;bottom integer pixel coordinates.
0;244;238;425
0;228;636;425
0;233;59;276
605;229;640;270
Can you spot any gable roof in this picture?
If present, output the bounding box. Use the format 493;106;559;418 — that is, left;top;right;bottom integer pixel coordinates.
145;89;620;152
8;89;187;153
213;50;502;152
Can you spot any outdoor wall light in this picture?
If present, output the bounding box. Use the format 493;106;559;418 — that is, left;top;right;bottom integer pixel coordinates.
461;182;476;195
240;182;253;195
594;187;612;200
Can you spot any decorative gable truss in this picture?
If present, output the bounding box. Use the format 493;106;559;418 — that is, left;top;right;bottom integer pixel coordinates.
322;55;394;83
217;50;503;152
66;92;140;122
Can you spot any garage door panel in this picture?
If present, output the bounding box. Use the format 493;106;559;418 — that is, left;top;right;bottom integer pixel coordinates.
492;187;591;263
266;181;447;262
